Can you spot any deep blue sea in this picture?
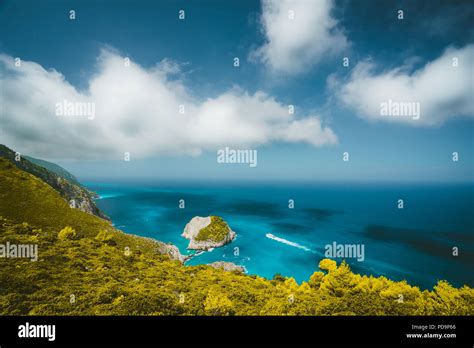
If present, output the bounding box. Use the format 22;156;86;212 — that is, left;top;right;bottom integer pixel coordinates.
84;181;473;289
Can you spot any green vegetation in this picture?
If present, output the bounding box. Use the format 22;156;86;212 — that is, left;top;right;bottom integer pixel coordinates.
24;155;81;186
58;226;77;240
0;156;473;316
95;230;116;245
195;216;230;242
0;144;106;219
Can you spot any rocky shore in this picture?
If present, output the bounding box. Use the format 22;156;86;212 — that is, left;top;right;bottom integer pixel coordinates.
208;261;246;273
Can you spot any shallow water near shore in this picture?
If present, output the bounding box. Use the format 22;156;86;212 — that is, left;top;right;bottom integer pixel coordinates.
84;180;474;289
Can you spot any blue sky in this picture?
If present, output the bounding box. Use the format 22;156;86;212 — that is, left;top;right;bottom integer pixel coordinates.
0;0;473;182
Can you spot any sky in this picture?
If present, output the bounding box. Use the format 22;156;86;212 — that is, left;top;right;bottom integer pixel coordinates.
0;0;473;182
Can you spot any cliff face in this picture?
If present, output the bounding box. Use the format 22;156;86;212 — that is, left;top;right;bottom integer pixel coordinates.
0;144;108;220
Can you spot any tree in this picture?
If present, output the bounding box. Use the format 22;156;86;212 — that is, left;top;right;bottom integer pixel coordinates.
308;271;324;289
320;261;357;297
319;258;337;272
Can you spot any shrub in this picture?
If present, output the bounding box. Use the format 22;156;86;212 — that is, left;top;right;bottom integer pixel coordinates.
309;271;325;288
58;226;77;240
95;230;115;245
319;259;337;272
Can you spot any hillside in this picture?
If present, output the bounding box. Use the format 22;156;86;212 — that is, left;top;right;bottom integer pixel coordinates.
24;155;81;186
0;156;472;315
0;145;107;219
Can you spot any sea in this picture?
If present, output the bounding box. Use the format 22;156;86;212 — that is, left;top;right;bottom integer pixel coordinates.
84;180;474;290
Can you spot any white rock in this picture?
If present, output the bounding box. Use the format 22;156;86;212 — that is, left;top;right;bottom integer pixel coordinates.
181;216;211;240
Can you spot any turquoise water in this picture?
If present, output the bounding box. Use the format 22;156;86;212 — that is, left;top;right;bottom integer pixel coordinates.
84;181;473;289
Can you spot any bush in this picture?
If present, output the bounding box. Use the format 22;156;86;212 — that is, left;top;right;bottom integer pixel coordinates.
319;259;337;272
309;271;324;288
58;226;76;240
95;230;115;245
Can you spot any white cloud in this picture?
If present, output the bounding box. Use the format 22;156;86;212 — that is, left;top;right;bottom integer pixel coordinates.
251;0;348;75
332;45;474;126
0;49;337;160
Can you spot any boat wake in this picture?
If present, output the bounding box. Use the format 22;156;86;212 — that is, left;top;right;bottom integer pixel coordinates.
265;233;314;253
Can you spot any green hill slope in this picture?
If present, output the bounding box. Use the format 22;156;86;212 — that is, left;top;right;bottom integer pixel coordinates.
0;156;472;315
0;144;107;219
24;155;81;186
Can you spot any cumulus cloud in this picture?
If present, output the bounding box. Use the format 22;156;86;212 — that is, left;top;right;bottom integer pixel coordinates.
251;0;348;75
332;45;474;126
0;49;337;160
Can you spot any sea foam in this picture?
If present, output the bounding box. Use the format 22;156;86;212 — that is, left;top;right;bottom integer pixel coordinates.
265;233;314;253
